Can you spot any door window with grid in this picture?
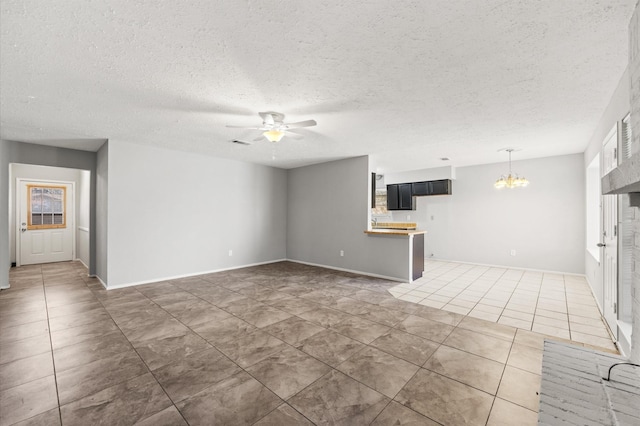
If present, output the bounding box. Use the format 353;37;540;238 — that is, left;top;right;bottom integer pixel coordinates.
27;185;66;229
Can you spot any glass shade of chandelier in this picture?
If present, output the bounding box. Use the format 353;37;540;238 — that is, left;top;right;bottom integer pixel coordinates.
494;149;529;189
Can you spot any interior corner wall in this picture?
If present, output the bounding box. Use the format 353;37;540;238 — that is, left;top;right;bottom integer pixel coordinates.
399;154;586;274
96;142;108;284
286;156;410;280
0;141;11;289
104;140;287;287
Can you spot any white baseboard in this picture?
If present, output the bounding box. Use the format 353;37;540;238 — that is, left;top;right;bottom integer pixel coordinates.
426;257;587;277
286;259;406;283
103;259;288;290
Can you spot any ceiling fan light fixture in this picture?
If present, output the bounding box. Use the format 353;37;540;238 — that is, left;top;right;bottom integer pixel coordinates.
263;130;285;142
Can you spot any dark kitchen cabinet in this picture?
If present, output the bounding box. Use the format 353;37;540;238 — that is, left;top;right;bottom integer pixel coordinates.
412;179;452;196
429;179;452;195
387;183;413;210
412;181;429;196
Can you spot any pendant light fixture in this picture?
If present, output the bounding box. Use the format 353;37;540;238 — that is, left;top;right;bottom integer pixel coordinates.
263;129;285;142
494;148;529;189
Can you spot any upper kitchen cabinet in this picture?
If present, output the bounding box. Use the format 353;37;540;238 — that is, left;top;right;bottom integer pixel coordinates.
387;183;413;210
429;179;452;195
411;179;452;196
412;181;430;196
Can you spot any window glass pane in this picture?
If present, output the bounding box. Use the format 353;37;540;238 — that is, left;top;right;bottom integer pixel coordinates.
31;188;42;213
31;213;43;225
53;213;63;225
43;214;53;225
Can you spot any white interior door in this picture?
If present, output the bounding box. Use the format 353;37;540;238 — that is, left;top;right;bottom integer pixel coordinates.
18;180;74;265
602;194;618;334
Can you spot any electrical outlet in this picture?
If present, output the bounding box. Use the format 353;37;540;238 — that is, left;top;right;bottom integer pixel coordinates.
228;249;233;256
340;250;344;257
510;249;516;256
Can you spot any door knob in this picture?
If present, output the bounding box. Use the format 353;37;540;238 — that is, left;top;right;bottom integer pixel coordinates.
597;243;606;247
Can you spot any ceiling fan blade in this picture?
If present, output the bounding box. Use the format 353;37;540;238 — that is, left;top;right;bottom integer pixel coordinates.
283;131;304;140
253;134;266;142
283;119;317;129
226;125;265;130
259;111;285;125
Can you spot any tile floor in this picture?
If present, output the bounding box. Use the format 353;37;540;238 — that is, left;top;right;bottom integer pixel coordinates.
390;260;617;352
0;260;616;425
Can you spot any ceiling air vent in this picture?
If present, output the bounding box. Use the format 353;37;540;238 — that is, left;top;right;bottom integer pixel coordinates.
230;139;252;146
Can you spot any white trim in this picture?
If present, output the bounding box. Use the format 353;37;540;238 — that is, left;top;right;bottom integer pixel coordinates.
103;259;288;290
78;226;90;233
90;274;108;290
427;257;587;277
76;258;90;270
286;259;406;283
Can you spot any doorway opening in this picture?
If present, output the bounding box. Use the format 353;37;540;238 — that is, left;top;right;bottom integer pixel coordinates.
9;163;91;269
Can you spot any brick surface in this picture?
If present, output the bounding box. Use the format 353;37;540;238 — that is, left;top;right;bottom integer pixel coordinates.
538;340;640;426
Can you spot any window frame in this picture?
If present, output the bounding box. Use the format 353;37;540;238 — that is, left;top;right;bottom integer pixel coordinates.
27;184;67;230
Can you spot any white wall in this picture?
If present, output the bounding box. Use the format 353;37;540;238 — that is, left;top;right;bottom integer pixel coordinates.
385;166;456;185
287;156;411;281
105;140;287;287
391;154;586;274
77;169;91;267
8;163;89;266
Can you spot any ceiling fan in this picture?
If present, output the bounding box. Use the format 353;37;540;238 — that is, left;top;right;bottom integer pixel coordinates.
227;111;317;143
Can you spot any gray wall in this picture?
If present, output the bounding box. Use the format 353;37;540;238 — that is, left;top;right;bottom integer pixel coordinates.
287;156;410;280
0;140;99;288
96;142;109;283
392;154;586;274
0;141;10;288
104;140;287;287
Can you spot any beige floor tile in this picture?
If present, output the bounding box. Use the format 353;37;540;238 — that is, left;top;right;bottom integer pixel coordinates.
534;308;567;320
569;314;606;327
395;369;493;426
501;309;534;321
417;299;446;309
487;398;538;425
457;316;516;342
569;331;617;351
443;328;512;363
468;309;501;322
569;322;611;339
442;304;471;315
497;366;541;412
497;316;531;330
424;345;505;395
371;401;439;425
448;298;477;309
505;302;536;314
477;298;507;308
513;329;546;350
531;323;570;339
506;343;542;375
533;315;569;329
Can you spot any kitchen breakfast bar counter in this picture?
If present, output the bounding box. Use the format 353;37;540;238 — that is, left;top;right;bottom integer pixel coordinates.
364;229;426;281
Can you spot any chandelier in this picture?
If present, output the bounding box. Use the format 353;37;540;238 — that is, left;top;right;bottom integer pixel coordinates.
494;149;529;189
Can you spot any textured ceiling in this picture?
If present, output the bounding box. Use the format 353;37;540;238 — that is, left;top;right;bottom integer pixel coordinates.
0;1;635;171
